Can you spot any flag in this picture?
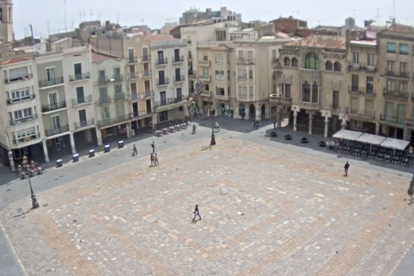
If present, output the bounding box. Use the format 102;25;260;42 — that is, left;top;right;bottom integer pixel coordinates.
193;80;204;97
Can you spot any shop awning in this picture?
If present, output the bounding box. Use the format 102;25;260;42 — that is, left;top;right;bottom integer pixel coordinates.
380;138;410;151
356;133;386;145
332;129;363;141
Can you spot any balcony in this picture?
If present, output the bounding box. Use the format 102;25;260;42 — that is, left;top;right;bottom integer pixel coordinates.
236;58;254;64
72;95;93;106
97;76;108;85
199;75;211;82
141;55;151;63
9;114;38;125
128;57;137;64
348;85;363;95
385;70;410;79
383;88;408;99
154;97;186;112
188;53;193;61
69;72;90;82
131;93;141;101
74;118;95;129
155;58;168;66
98;95;111;105
172;55;184;63
215;92;230;100
201;90;212;97
142;70;152;78
144;90;154;99
112;74;123;82
39;76;64;88
157;78;169;87
237;94;254;102
269;95;292;106
298;101;321;111
41;101;67;112
174;75;185;83
45;125;69;137
188;70;197;78
98;115;129;127
114;92;127;102
13;133;41;144
130;110;150;119
7;94;36;105
4;73;33;84
379;114;404;125
199;60;210;66
128;72;138;80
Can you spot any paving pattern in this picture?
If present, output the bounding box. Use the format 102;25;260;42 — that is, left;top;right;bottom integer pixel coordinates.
1;137;414;276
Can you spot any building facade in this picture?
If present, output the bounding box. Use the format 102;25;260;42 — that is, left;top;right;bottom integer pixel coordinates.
150;38;190;123
179;7;241;25
0;0;13;44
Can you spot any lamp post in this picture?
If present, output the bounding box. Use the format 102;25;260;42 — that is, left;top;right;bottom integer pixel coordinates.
24;165;39;209
207;107;217;146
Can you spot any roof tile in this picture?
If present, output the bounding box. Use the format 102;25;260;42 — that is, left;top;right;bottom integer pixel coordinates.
285;35;346;50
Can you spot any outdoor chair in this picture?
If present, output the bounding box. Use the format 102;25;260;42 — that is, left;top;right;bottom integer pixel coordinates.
319;141;326;147
284;134;292;140
301;137;308;144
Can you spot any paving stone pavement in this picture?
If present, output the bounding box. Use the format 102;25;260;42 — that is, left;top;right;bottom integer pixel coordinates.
1;137;414;276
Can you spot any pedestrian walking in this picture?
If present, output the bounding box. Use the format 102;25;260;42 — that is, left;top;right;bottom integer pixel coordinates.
192;123;196;134
193;204;201;221
408;181;413;204
150;153;154;166
344;161;350;176
132;144;138;156
273;121;276;129
151;141;155;153
154;153;159;166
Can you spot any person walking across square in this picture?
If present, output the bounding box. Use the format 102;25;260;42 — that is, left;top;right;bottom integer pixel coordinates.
193;204;201;221
344;161;350;176
132;144;138;156
154;153;159;166
150;153;154;166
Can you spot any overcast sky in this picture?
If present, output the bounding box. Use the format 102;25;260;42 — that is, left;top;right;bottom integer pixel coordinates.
12;0;414;39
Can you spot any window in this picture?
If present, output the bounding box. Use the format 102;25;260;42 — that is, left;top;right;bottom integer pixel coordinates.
352;52;359;64
386;80;394;91
400;83;407;93
76;87;85;103
325;61;332;71
160;91;166;105
14;108;33;121
304;53;318;70
215;54;224;65
215;70;225;80
216;87;225;96
176;88;182;100
15;128;36;143
248;69;253;79
102;106;110;119
159;111;168;122
113;67;120;77
285;84;291;98
284;57;290;66
311;83;318;103
334;62;341;72
292;58;298;67
397;104;406;124
387;42;396;53
114;84;122;94
46;67;56;81
227;70;230;80
115;102;124;117
367;54;374;66
385;102;393;121
400;62;407;73
387;61;395;74
10;87;30;102
248;86;253;97
366;76;374;94
302;81;310;102
399;44;409;55
202;67;209;76
351;74;359;91
128;49;135;62
332;90;339;109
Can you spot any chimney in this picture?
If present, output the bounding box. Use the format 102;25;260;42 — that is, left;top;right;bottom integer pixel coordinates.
345;29;351;46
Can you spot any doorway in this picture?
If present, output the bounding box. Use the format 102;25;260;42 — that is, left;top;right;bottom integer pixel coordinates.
249;104;256;120
261;104;266;119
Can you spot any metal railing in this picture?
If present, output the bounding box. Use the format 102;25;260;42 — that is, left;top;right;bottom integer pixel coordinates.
4;73;33;84
9;114;38;125
128;72;138;80
144;90;154;98
69;72;90;82
269;95;292;105
13;133;41;144
174;75;185;82
199;60;210;66
128;57;137;64
141;55;151;62
383;88;408;99
98;95;111;105
45;125;69;137
39;76;64;88
72;95;93;106
142;70;152;77
113;74;123;82
98;115;128;127
386;69;410;79
74;118;95;129
7;94;36;105
156;57;168;65
42;101;67;112
114;92;126;101
131;93;141;101
298;101;320;110
157;78;169;86
172;55;184;63
97;76;108;85
154;97;183;107
188;70;197;77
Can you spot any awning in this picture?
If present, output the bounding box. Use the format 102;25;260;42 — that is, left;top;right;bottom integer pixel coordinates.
356;133;386;145
332;129;363;141
380;138;410;151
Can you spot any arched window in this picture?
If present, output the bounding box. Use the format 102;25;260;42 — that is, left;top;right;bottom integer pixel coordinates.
284;57;290;66
325;61;332;71
305;53;319;70
291;58;298;67
312;83;319;103
302;81;310;102
334;62;341;72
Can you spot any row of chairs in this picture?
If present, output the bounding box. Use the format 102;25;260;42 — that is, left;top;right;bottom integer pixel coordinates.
152;120;190;137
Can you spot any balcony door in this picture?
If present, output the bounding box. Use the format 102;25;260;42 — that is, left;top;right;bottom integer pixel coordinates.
142;48;148;58
174;49;180;61
76;87;85;103
175;68;181;80
46;67;56;83
78;109;87;123
74;63;82;79
51;115;61;130
157;51;164;62
143;63;149;74
48;93;58;109
128;49;135;62
160;91;166;105
158;71;165;83
176;88;182;100
131;83;137;99
144;80;150;92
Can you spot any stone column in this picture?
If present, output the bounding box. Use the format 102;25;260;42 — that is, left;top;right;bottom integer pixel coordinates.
293;112;298;132
152;113;158;125
324;117;329;138
96;127;103;146
375;123;380;135
308;113;313;135
404;128;408;140
255;103;261;121
42;140;49;163
184;103;189;118
126;123;131;138
69;133;76;154
276;111;282;129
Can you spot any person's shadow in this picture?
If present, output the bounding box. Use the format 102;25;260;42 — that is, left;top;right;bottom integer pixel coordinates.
408;197;413;206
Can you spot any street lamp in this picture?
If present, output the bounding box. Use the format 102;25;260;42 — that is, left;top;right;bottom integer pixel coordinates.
23;165;39;209
207;107;217;146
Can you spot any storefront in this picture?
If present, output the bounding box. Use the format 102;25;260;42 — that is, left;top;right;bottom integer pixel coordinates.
101;124;127;142
216;103;233;117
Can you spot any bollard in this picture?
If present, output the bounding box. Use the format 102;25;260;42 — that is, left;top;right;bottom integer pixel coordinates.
56;159;63;168
118;140;124;149
72;153;79;163
104;145;110;153
89;149;95;158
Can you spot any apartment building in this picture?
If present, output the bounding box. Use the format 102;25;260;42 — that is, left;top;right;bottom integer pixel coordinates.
0;53;43;166
92;52;130;143
123;33;155;130
179;6;241;25
377;24;414;143
276;36;347;137
196;42;234;115
345;37;378;134
234;38;289;121
150;37;190;123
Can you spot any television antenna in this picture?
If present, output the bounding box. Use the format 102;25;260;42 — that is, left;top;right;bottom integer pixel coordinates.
64;0;67;32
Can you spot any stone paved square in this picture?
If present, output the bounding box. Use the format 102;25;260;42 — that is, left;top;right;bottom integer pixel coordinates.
1;138;414;276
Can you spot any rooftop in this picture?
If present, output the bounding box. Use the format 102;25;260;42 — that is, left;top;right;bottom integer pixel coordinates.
270;16;307;23
285;35;346;50
387;23;414;33
92;52;111;63
0;56;33;66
